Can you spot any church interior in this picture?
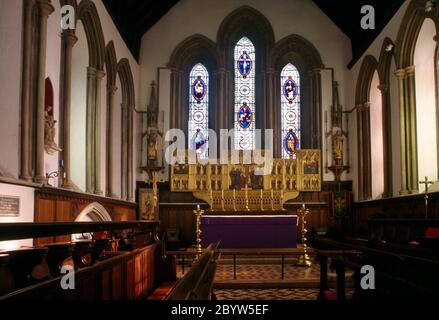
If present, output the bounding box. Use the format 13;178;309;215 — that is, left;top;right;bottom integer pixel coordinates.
1;0;439;302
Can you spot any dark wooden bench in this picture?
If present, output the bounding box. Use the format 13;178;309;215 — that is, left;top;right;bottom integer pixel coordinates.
150;242;220;300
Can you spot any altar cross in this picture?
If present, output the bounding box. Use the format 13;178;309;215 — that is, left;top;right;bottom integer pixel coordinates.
419;176;434;219
420;176;434;193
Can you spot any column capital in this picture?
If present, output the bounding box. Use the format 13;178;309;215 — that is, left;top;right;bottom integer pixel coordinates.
356;102;370;112
61;31;78;47
36;0;54;17
266;67;275;75
87;67;97;77
394;68;406;79
405;65;415;76
96;70;106;80
107;85;118;94
24;0;37;10
217;67;226;75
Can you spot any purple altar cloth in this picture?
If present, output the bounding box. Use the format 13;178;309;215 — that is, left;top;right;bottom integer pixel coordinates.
200;215;298;249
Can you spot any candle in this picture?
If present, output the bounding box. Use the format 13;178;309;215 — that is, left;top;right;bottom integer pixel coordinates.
222;189;224;199
271;189;274;198
233;189;236;199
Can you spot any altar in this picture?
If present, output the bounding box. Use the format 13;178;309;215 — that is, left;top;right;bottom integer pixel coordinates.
200;215;298;249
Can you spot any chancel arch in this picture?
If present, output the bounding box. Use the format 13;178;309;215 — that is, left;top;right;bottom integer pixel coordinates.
168;34;218;144
271;34;323;157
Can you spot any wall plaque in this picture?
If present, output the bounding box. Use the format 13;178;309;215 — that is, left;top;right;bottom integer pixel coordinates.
0;195;20;217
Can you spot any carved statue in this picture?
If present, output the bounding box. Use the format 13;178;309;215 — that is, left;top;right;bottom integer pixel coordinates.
332;128;344;164
147;132;158;167
44;105;62;154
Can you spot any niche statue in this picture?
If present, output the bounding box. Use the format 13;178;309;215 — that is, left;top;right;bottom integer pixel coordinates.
44;105;62;154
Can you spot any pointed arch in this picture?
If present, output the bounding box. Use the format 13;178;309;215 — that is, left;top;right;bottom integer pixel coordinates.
217;6;275;141
105;41;118;198
168;34;219;70
77;0;105;70
188;63;210;158
395;0;439;68
355;55;379;200
117;59;135;202
272;34;324;152
217;6;274;67
105;41;117;89
393;0;439;194
272;34;323;70
377;37;397;197
168;34;218;137
74;202;112;222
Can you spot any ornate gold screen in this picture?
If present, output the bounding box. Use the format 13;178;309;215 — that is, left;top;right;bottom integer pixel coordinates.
170;150;321;211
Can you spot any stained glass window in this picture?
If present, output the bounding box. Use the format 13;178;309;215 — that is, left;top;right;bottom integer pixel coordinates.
234;37;256;150
281;63;301;159
188;63;209;159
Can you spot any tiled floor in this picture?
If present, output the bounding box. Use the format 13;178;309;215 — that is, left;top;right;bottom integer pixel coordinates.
176;256;354;300
214;288;355;300
214;288;320;300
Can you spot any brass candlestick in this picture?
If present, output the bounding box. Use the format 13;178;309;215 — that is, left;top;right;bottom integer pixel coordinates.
245;184;250;211
193;205;204;262
296;204;312;267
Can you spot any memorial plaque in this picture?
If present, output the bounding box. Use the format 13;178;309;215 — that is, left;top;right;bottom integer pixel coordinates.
0;195;20;217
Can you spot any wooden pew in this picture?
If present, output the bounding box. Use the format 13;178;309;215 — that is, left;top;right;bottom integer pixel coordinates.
149;242;220;301
314;236;439;299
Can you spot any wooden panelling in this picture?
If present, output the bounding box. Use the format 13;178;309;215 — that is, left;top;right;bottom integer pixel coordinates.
351;192;439;237
2;244;166;300
34;187;137;246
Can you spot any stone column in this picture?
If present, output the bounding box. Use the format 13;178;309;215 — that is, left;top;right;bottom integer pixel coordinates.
34;0;55;184
127;106;134;202
86;67;97;193
378;84;393;198
310;69;323;149
405;66;418;194
395;69;408;195
106;85;117;197
169;69;180;131
20;0;36;182
59;31;78;189
266;67;275;153
216;68;226;132
121;102;128;200
363;102;372;200
356;104;364;199
94;70;105;195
